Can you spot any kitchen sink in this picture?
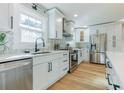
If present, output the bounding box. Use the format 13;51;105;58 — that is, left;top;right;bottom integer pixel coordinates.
32;52;51;55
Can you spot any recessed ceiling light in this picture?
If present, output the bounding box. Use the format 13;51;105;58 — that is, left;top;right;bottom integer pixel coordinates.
57;18;62;22
74;14;78;17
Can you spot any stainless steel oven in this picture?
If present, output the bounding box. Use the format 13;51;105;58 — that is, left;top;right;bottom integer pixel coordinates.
69;50;78;72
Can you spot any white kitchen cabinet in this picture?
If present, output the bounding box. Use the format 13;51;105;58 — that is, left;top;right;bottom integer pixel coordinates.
48;8;64;39
75;30;80;42
83;49;89;62
75;28;89;42
78;50;84;64
59;52;69;77
59;58;69;77
33;60;59;90
0;4;13;31
47;60;60;85
33;51;69;90
33;63;49;90
105;57;122;90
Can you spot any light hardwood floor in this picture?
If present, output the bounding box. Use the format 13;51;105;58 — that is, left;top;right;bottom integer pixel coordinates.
48;62;108;90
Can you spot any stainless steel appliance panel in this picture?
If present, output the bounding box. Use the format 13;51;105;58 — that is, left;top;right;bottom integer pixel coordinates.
90;52;105;64
90;33;106;64
0;58;32;90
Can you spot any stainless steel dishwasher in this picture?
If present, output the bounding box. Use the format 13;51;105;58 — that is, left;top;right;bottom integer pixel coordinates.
0;58;32;90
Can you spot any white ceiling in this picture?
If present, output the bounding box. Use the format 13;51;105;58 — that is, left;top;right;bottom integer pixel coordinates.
41;3;124;27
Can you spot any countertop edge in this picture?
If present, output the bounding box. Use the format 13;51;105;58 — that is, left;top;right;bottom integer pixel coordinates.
0;51;69;63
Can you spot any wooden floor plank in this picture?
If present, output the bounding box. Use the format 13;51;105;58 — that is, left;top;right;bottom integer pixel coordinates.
48;62;108;90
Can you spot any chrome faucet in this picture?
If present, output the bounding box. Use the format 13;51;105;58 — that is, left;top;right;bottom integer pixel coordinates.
35;37;45;52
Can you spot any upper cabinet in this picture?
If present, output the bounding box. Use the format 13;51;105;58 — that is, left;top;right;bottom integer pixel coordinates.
75;28;90;42
0;4;13;31
48;8;64;39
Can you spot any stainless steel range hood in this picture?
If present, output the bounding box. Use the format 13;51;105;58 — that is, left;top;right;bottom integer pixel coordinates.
63;18;74;37
63;30;73;37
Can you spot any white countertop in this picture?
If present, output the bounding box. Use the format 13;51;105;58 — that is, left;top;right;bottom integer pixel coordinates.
107;51;124;89
0;50;68;63
72;48;83;50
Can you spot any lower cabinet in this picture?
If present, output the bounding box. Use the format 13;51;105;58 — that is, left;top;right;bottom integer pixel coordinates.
33;52;69;90
78;50;84;64
47;60;60;86
33;63;49;90
105;58;121;90
83;49;89;62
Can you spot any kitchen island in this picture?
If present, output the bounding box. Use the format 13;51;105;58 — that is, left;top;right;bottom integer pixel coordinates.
106;51;124;90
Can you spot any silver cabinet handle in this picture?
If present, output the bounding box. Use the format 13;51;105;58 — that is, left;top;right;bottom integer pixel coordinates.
50;62;52;71
48;63;50;72
63;54;67;56
63;60;67;62
48;62;52;72
63;67;67;71
10;16;13;29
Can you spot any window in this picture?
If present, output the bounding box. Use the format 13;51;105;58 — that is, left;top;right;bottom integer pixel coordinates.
19;13;43;43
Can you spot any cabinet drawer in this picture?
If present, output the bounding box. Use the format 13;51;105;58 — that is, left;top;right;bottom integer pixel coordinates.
54;53;63;59
62;52;69;58
60;64;69;77
33;53;63;65
61;58;69;66
33;55;52;65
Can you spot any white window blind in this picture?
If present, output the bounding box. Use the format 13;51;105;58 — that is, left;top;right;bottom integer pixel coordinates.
19;13;43;43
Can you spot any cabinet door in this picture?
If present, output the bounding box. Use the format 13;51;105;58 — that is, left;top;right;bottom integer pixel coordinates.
48;9;63;39
0;4;10;30
33;63;49;90
56;14;63;39
47;60;60;85
75;30;80;42
53;59;60;79
83;49;89;62
48;14;56;39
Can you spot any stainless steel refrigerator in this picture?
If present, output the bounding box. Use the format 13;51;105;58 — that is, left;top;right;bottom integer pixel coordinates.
90;33;107;64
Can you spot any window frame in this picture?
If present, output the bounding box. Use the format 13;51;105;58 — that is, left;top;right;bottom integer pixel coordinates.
19;13;43;43
13;4;47;50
